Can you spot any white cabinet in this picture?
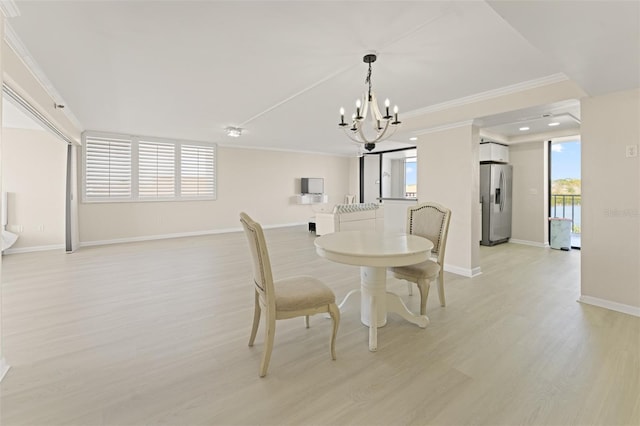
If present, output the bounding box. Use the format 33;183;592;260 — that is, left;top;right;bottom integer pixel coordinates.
480;142;509;163
296;194;328;204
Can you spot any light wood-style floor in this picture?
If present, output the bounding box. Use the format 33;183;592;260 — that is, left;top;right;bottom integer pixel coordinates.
1;226;638;426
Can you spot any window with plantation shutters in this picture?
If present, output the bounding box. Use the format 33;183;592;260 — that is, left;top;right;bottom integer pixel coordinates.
138;141;175;199
83;132;216;202
84;136;132;199
181;144;215;198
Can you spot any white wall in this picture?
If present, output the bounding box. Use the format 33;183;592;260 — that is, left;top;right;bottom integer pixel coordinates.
362;155;379;203
390;159;405;198
78;146;353;243
581;88;640;313
347;156;360;201
0;10;8;383
2;128;66;251
416;123;481;277
509;141;549;246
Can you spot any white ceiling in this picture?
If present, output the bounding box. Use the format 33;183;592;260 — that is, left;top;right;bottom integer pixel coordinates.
4;1;639;155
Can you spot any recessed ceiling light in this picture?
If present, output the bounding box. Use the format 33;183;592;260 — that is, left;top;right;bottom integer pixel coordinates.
519;126;530;131
409;137;418;141
548;122;560;127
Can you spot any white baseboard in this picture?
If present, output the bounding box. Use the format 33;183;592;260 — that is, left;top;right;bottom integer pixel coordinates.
79;222;307;248
264;222;307;230
444;264;482;278
508;239;549;248
80;228;239;247
3;243;65;255
578;295;640;317
0;358;10;382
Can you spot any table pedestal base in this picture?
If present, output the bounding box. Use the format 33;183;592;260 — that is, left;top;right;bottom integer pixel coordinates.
339;266;429;352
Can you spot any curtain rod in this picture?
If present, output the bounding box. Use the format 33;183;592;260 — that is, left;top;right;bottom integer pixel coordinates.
2;83;74;145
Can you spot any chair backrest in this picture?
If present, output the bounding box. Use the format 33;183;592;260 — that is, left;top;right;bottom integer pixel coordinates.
406;202;452;264
344;194;356;204
240;212;275;308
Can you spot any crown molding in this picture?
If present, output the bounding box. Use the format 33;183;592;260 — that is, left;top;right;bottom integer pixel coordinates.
413;120;475;136
405;73;571;119
219;142;357;158
0;0;20;18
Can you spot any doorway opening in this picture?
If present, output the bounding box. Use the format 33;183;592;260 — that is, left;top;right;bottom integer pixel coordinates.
549;138;581;249
2;85;76;254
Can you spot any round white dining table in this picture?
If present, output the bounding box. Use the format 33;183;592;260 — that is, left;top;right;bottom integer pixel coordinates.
314;230;434;351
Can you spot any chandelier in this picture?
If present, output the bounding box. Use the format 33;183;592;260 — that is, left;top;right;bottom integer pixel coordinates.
338;53;401;151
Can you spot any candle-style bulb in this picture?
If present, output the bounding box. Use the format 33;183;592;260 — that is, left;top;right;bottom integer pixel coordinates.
356;99;361;108
384;98;391;119
393;105;399;114
338;107;347;126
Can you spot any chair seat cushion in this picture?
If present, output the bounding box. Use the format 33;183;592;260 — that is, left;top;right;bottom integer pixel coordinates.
391;259;441;279
274;276;336;311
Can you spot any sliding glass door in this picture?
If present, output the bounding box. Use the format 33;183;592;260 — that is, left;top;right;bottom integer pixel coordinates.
549;139;581;248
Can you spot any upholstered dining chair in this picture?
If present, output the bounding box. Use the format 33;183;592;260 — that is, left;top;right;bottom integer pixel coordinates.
239;212;340;377
388;202;452;315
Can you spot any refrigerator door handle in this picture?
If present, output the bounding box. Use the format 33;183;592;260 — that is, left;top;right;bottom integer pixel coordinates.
499;171;505;212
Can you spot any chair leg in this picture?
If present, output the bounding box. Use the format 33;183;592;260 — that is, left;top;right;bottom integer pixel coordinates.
437;271;446;307
328;303;340;361
407;281;413;296
305;315;310;328
249;291;261;347
417;278;431;316
259;314;276;377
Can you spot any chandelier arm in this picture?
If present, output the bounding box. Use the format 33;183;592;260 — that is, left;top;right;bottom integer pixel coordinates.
342;128;370;144
355;119;391;144
372;120;392;141
342;119;398;146
369;92;384;130
359;93;369;122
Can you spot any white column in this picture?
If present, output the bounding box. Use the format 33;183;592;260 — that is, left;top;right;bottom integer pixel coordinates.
415;122;481;277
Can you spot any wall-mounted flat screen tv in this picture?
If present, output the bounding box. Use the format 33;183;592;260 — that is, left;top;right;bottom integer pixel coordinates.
301;177;324;194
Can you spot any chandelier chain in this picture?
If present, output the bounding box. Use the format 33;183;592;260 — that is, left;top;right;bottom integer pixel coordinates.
366;61;372;101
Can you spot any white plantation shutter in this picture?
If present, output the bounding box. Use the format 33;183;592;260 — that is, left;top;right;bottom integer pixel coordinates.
138;141;175;199
84;136;132;199
181;144;215;198
83;132;216;202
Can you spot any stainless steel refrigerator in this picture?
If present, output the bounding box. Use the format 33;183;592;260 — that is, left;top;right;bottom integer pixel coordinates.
480;163;512;246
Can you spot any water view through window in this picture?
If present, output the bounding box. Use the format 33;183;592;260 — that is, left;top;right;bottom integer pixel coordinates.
550;140;581;248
